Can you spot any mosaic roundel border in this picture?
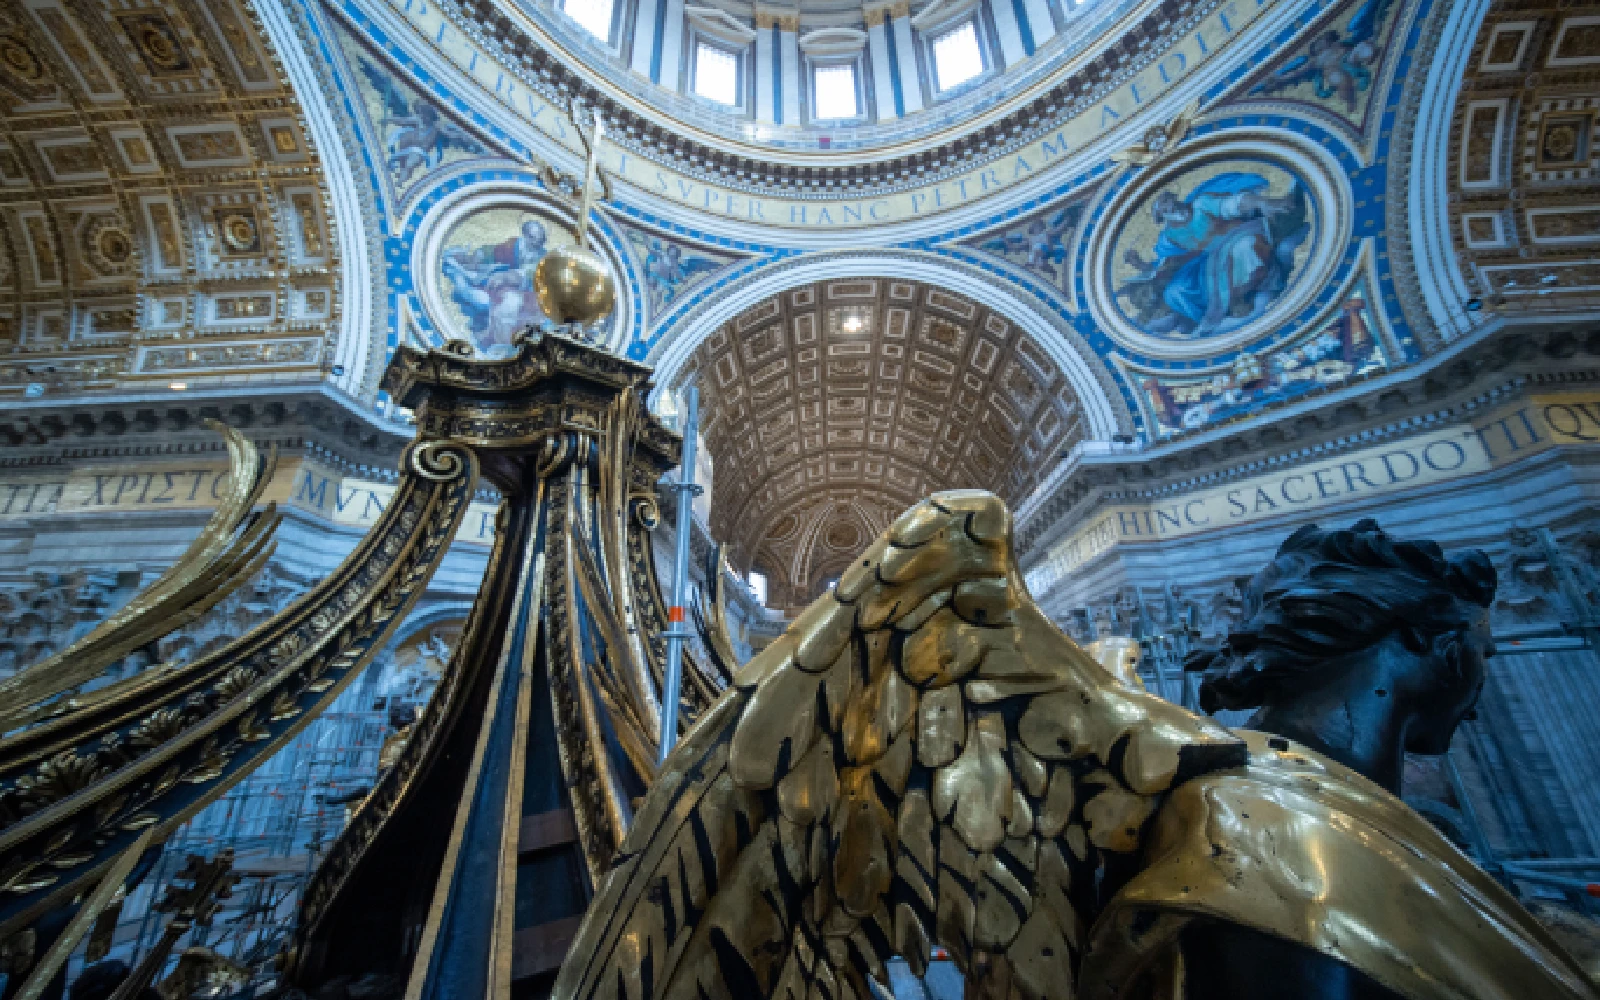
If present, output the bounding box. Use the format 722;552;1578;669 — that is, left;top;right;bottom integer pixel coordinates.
399;170;640;356
1082;130;1354;361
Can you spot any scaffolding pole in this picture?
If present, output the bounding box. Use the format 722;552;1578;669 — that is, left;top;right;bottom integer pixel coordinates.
659;386;701;766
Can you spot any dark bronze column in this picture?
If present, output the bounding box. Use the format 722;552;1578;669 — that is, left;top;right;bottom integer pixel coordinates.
287;334;720;998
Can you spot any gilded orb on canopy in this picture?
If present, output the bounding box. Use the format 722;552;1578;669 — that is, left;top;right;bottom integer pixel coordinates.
535;244;616;325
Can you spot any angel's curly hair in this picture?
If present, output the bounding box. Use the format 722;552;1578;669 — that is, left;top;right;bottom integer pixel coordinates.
1187;519;1496;714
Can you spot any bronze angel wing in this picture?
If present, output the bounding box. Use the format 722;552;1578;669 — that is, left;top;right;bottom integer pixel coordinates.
551;490;1247;1000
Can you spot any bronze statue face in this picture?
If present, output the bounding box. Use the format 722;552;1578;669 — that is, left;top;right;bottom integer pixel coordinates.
1405;608;1494;755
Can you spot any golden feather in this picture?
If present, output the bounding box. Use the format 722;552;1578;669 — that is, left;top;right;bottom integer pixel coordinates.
551;491;1245;1000
552;489;1591;1000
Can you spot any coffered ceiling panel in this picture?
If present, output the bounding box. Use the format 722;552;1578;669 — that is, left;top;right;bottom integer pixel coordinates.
1449;6;1600;318
0;0;336;398
679;278;1084;609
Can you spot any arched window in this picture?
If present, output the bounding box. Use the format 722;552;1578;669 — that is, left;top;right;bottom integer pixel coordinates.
799;28;869;123
685;6;756;110
693;43;740;104
813;64;859;119
930;19;984;91
561;0;616;44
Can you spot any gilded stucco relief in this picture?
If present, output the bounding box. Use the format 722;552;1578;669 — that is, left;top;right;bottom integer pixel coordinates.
0;0;340;397
1134;280;1388;436
1449;5;1600;314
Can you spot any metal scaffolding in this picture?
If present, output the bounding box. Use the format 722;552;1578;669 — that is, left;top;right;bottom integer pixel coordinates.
68;655;405;989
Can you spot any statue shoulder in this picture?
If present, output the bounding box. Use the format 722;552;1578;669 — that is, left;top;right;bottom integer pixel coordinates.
1082;730;1598;1000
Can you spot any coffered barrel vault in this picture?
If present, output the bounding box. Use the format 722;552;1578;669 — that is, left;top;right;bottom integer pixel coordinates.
1449;3;1600;318
0;0;339;399
676;277;1084;608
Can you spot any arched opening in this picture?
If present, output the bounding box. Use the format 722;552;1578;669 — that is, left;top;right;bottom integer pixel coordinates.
674;276;1087;611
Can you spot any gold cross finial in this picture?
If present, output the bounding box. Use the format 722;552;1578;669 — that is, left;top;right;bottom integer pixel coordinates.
576;108;605;251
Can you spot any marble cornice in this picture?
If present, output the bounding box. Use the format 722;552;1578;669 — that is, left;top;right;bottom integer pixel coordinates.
1015;320;1600;560
0;384;414;475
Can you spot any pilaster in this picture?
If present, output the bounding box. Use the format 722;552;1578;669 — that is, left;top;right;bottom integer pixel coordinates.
988;0;1028;65
1022;0;1056;47
658;0;687;88
864;4;899;120
630;0;661;77
779;12;802;124
889;4;923;114
755;10;777;121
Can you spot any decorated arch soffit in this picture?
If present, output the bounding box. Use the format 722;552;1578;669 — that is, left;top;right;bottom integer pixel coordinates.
0;0;342;400
678;277;1087;609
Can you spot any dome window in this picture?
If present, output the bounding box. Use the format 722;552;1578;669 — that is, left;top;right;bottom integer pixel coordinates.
685;8;755;109
561;0;616;44
931;19;985;92
799;28;869;123
813;64;859;120
693;42;741;105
